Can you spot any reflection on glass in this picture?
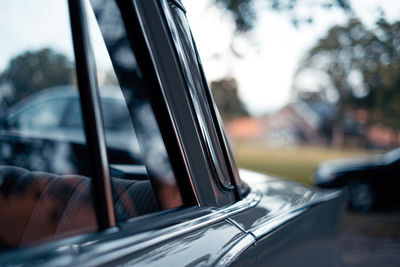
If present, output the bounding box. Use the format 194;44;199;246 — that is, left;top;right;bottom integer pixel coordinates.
0;1;97;250
169;5;235;191
87;0;183;221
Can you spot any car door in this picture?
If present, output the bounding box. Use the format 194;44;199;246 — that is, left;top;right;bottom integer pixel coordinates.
0;0;255;265
0;0;345;266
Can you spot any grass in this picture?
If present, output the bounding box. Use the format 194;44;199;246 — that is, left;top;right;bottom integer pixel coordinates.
233;142;373;185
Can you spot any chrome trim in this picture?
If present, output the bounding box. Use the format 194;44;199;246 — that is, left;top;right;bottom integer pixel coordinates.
160;0;235;192
71;189;262;266
252;209;304;239
78;184;341;265
215;234;256;266
41;178;341;266
168;0;186;13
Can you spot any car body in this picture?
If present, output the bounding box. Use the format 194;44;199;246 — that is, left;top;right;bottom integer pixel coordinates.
0;0;345;266
313;148;400;211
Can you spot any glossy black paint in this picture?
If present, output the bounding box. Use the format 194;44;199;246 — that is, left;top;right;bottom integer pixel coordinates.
233;170;345;266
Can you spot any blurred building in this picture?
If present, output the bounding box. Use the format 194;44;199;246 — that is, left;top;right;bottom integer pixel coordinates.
227;100;335;146
227;99;400;149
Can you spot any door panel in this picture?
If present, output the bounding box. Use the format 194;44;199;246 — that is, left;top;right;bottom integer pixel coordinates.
229;170;346;266
109;220;244;266
254;200;344;267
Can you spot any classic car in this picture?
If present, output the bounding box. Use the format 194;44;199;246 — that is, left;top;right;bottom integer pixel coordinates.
0;0;345;266
313;147;400;212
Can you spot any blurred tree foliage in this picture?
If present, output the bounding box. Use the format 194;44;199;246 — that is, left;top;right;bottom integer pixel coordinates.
293;18;400;146
0;48;74;106
214;0;352;32
210;77;249;121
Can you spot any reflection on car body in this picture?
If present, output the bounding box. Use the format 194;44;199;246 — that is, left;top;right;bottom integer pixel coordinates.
0;0;346;266
313;147;400;211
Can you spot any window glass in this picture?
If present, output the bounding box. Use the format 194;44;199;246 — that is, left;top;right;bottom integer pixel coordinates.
63;98;83;128
86;0;183;222
63;96;133;131
168;4;236;190
0;1;97;250
10;98;69;131
101;99;132;131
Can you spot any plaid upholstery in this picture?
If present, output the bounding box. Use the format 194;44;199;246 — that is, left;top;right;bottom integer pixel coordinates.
0;166;157;250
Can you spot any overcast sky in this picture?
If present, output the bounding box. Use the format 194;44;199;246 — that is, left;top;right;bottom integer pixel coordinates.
183;0;400;115
0;0;74;72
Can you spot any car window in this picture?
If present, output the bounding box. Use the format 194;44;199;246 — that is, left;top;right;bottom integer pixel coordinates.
64;97;133;131
10;97;69;131
86;0;184;221
62;98;83;128
101;99;132;131
167;4;237;191
0;1;97;250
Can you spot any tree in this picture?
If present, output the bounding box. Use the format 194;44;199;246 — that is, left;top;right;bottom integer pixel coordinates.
213;0;352;32
293;18;400;146
210;77;249;121
0;48;74;105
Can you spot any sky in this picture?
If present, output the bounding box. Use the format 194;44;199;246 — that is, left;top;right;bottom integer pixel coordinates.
0;0;116;84
0;0;74;71
183;0;400;115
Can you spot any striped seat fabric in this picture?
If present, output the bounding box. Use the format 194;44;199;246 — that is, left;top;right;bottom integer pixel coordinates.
0;166;157;250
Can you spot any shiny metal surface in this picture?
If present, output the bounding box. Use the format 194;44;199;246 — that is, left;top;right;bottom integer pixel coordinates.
164;0;236;192
215;234;256;266
137;0;228;206
231;169;343;236
232;169;346;266
254;198;345;267
69;169;342;266
113;221;243;266
46;185;260;266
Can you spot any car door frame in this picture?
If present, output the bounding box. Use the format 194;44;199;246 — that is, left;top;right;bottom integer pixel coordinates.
0;0;258;265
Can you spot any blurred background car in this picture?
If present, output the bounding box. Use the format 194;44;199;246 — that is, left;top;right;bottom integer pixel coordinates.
0;85;143;175
313;147;400;211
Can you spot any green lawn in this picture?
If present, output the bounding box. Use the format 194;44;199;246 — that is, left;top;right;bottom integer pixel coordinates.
233;142;373;185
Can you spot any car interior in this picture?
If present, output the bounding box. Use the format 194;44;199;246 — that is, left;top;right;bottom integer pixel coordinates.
0;165;158;249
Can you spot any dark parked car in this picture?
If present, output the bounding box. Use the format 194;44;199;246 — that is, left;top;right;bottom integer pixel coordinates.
313;148;400;211
0;0;345;266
